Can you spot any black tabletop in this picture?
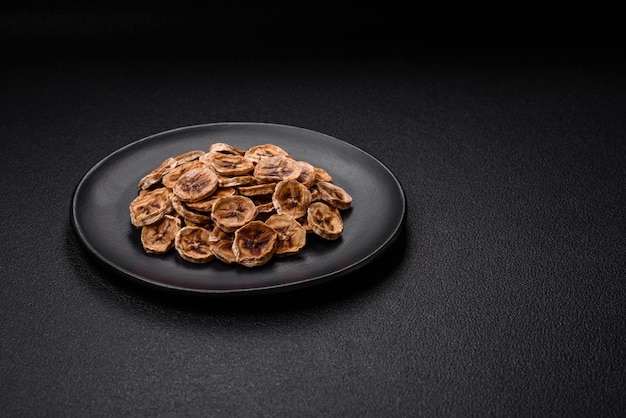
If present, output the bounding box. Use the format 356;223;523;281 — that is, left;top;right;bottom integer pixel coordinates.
2;5;625;417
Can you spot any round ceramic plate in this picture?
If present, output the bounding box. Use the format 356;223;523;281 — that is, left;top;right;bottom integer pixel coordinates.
71;123;406;295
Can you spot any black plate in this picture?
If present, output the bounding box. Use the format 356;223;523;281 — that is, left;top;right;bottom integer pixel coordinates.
71;123;406;295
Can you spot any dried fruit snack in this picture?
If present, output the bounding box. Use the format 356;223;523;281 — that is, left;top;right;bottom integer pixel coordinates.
129;143;352;267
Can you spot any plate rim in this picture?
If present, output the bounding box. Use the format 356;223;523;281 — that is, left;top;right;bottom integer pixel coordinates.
70;121;407;295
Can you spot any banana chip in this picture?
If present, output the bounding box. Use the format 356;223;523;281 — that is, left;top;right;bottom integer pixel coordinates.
232;221;278;267
173;167;219;202
130;142;352;267
129;187;172;228
211;195;258;233
272;179;311;219
141;214;181;253
265;213;307;256
174;226;214;263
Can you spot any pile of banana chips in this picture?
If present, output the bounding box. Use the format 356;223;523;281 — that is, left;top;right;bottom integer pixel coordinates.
129;143;352;267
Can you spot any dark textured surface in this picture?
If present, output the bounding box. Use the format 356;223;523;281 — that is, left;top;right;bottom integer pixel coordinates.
2;5;626;417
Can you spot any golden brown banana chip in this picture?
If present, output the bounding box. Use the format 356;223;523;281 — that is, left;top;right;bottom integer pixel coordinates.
174;226;214;263
218;174;256;187
209;228;236;264
184;187;237;213
211;195;258;232
141;214;181;254
314;167;333;183
307;201;343;240
314;181;353;210
265;214;307;256
209;142;246;155
255;201;276;214
173;150;205;165
200;151;255;176
183;219;213;230
237;183;277;197
182;198;216;213
244;143;290;163
138;157;177;189
173;166;219;202
272;179;312;219
162;160;206;188
129;187;172;227
253;156;302;183
297;161;317;188
171;194;214;225
232;221;278;267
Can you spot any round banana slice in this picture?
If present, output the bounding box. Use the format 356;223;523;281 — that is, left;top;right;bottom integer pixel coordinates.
172;166;219;202
138;157;177;189
245;144;290;163
162;160;206;188
237;183;277;197
297;161;316;188
314;181;353;210
183;219;213;230
209;228;236;264
185;187;237;213
129;187;172;227
200;152;255;176
232;221;278;267
307;202;343;240
209;142;246;155
174;226;214;263
218;174;256;187
314;167;333;183
255;201;276;214
173;150;205;165
141;214;181;254
265;214;307;256
254;156;302;183
211;195;258;232
171;195;214;225
272;179;312;219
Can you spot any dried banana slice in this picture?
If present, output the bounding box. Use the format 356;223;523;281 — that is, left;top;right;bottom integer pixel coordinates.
209;142;246;155
272;179;312;219
185;187;237;213
245;144;290;163
200;152;255;176
129;187;172;227
162;160;206;188
254;156;302;183
314;167;333;183
171;195;214;225
307;201;343;240
232;221;278;267
265;214;307;256
211;195;258;232
255;201;276;214
297;161;316;188
218;174;256;187
237;183;277;197
314;181;353;210
172;167;219;202
183;219;213;230
174;226;214;263
140;214;181;254
173;150;205;165
138;157;177;189
209;228;236;264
